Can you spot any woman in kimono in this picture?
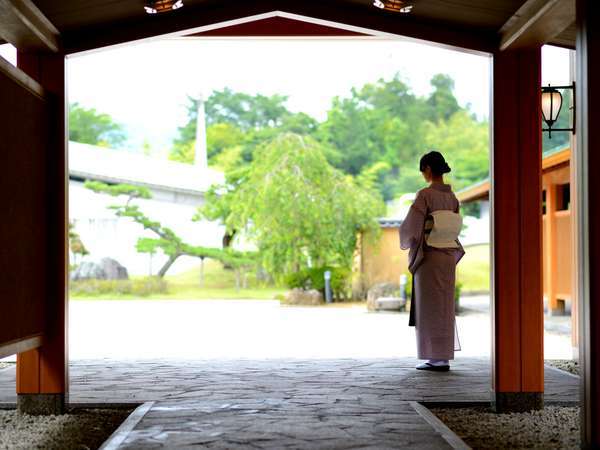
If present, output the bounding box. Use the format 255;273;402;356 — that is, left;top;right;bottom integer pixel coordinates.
400;151;464;372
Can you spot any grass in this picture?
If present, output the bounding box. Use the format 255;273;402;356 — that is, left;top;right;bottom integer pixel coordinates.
457;244;490;293
70;259;286;300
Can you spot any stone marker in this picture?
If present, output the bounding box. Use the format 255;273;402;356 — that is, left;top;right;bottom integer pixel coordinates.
366;282;399;311
284;288;324;306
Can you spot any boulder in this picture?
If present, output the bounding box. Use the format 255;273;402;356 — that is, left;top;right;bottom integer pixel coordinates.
284;288;324;306
70;260;106;281
100;257;129;280
70;258;129;281
367;282;399;311
375;296;406;312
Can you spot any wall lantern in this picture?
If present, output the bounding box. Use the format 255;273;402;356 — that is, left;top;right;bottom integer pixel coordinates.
541;83;576;139
373;0;413;13
144;0;184;14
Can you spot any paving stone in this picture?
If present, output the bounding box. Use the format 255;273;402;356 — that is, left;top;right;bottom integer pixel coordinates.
0;358;579;448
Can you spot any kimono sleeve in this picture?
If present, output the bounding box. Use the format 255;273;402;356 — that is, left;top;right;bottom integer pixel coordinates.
400;191;427;250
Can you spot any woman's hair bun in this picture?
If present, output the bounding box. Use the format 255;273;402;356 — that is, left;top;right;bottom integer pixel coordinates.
419;151;451;176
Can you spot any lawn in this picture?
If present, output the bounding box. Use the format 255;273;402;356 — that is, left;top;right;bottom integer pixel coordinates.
457;244;490;293
70;259;286;300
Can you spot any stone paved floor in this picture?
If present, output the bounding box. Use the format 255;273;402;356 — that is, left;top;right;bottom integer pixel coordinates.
0;359;579;449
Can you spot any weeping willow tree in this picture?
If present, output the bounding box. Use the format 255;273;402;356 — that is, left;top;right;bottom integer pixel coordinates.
198;133;385;281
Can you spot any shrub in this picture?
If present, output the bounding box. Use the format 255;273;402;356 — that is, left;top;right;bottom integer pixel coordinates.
70;277;169;297
455;281;463;301
284;266;351;301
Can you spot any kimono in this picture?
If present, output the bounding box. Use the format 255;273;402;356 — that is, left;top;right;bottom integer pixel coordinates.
400;183;465;360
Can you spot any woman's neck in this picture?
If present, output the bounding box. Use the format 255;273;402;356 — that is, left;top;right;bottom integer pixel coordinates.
430;176;444;185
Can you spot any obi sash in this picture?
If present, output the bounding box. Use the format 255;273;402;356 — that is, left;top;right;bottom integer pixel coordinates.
424;210;462;249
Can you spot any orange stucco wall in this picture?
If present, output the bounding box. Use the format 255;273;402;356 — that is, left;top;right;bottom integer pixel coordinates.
355;227;409;292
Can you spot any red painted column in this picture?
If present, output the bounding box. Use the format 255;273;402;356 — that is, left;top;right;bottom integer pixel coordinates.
491;48;544;412
576;0;600;446
16;52;68;415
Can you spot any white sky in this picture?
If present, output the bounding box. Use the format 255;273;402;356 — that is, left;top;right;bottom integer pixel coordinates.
1;40;571;153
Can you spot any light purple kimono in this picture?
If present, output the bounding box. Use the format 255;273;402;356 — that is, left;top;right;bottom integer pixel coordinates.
400;183;465;360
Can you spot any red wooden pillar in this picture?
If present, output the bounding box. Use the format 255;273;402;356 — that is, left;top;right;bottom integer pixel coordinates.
491;48;544;412
16;52;68;415
576;0;600;446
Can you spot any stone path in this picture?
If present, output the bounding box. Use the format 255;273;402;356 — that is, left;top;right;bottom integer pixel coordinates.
0;359;579;449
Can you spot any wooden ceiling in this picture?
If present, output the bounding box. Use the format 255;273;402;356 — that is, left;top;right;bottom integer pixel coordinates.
31;0;526;34
3;0;576;53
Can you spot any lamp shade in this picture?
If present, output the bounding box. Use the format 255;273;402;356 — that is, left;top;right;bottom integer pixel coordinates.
373;0;413;13
541;87;563;127
144;0;183;14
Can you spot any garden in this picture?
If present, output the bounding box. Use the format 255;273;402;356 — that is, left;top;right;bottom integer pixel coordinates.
68;73;499;303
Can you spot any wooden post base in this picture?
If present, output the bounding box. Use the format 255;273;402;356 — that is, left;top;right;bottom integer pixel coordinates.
492;392;544;413
17;394;66;415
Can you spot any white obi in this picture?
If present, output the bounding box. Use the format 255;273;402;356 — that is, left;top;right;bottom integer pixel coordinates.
425;210;462;248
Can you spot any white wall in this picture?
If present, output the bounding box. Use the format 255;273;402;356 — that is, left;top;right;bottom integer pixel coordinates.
69;181;225;276
461;200;490;246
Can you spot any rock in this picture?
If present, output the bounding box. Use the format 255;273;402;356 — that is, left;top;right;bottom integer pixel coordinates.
375;296;406;312
70;258;129;281
285;288;324;306
70;261;106;281
99;258;129;280
367;282;399;311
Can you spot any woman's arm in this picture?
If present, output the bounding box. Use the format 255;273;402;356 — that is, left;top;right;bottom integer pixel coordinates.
400;191;427;250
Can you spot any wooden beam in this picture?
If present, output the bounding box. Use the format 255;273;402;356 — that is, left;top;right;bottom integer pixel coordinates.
63;0;496;55
0;335;42;359
492;48;544;412
0;0;60;52
457;180;490;203
0;50;43;97
542;147;571;171
499;0;575;51
16;51;68;415
575;0;600;445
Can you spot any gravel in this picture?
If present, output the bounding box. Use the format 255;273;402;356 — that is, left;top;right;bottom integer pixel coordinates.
546;359;579;376
0;408;132;450
433;406;580;449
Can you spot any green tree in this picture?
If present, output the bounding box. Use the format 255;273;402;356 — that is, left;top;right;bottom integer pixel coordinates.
171;90;317;166
170;122;245;164
84;181;256;280
68;221;89;265
423;110;490;190
69;102;127;147
317;73;488;198
427;74;461;122
217;133;385;278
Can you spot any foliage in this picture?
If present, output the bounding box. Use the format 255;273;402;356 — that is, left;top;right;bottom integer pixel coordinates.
84;180;257;278
171;90;318;165
171;75;490;201
284;266;351;301
85;181;151;202
68;221;89;259
423;110;489;190
217;133;385;278
70;277;168;297
427;74;461;122
457;244;490;292
404;272;413;300
170;122;245;164
69;102;127;148
455;281;463;302
316;74;489;199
